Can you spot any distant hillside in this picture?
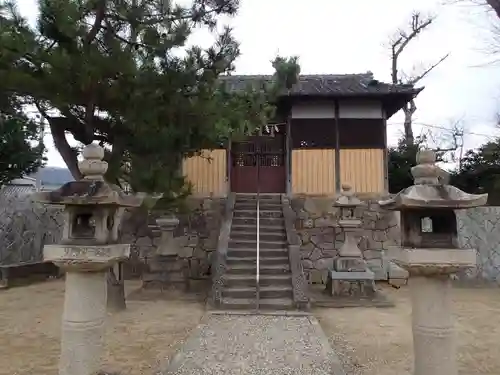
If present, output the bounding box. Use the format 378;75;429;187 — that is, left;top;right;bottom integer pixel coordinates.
32;167;74;186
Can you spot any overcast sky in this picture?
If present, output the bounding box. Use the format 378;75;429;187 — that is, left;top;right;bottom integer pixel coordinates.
15;0;500;167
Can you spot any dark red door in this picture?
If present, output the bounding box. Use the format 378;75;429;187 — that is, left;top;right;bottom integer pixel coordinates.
231;134;286;193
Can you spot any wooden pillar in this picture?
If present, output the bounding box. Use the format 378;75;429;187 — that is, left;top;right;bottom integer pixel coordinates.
226;139;232;196
382;111;389;194
334;100;341;193
285;117;292;196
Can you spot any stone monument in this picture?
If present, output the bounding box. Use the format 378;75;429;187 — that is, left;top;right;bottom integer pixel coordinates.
379;149;487;375
326;184;376;298
34;143;141;375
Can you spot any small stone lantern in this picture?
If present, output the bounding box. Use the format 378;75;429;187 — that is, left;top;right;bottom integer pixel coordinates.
34;143;141;375
379;150;487;375
143;215;189;289
326;184;375;297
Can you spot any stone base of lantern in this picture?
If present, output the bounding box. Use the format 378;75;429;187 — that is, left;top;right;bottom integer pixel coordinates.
142;255;189;290
326;270;376;297
318;257;393;307
44;243;131;375
393;247;477;375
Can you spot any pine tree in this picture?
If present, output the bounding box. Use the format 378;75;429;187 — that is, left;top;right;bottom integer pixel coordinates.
0;95;45;187
1;0;300;310
1;0;300;195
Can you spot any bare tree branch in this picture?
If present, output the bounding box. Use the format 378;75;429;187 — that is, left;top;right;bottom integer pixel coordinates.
389;12;450;145
408;53;451;85
391;12;435;84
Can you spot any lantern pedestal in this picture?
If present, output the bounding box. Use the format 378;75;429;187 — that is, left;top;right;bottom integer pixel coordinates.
393;247;476;375
45;244;130;375
143;216;189;290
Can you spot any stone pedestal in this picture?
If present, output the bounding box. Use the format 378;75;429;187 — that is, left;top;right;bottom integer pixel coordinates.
143;216;189;289
60;271;106;375
393;247;476;375
45;243;130;375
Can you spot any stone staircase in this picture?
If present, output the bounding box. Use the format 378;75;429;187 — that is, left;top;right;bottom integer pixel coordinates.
220;194;295;310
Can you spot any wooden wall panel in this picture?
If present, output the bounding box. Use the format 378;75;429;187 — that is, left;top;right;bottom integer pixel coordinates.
339;149;384;194
291;149;335;195
182;149;227;196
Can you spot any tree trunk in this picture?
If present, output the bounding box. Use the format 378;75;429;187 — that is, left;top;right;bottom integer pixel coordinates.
106;265;126;312
403;100;417;146
487;0;500;19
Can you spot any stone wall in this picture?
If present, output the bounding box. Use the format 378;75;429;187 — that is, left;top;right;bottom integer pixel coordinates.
0;195;63;266
456;206;500;284
121;197;225;279
1;195;224;280
291;196;400;283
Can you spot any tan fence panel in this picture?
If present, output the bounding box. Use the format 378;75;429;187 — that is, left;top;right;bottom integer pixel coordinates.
291;149;335;195
182;150;227;196
339;149;384;194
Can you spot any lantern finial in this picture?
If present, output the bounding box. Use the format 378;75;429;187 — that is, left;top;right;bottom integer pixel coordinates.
78;143;108;181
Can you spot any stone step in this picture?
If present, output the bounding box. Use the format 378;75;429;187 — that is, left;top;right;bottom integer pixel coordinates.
226;263;290;275
235;193;281;202
233;209;283;219
231;224;285;234
229;239;287;249
222;285;293;299
232;217;284;226
224;274;292;287
226;256;289;266
230;231;287;242
220;297;294;310
227;247;288;258
234;202;282;211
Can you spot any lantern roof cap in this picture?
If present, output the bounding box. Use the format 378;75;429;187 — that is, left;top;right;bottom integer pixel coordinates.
379;149;487;210
34;143;141;207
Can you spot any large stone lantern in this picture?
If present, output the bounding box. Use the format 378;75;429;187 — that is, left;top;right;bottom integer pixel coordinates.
379;150;487;375
34;143;141;375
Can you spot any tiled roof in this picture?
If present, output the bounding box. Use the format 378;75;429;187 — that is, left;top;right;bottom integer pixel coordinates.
219;72;422;97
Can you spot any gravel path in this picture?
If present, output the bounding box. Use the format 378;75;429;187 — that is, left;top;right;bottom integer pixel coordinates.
160;314;346;375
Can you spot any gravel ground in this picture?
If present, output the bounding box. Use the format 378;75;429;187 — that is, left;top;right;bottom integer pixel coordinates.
315;284;500;375
160;314;344;375
0;279;205;375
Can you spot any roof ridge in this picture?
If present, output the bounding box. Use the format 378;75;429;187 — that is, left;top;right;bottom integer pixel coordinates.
220;72;373;79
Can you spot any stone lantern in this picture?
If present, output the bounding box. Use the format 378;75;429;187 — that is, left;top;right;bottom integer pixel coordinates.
326;184;375;298
34;143;141;375
379;150;487;375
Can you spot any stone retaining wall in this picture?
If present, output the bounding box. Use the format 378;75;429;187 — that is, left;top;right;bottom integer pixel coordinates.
290;196;401;283
456;206;500;284
121;197;225;279
0;195;225;280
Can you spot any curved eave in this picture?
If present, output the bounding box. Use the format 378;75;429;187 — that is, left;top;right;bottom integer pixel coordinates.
379;193;488;211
